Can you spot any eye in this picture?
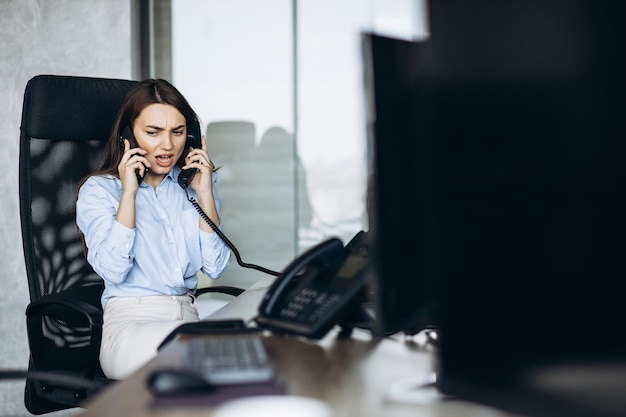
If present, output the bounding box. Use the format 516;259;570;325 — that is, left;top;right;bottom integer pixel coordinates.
146;130;158;136
173;130;185;136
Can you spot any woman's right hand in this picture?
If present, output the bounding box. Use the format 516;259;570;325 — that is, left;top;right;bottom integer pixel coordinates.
119;139;150;192
116;139;149;229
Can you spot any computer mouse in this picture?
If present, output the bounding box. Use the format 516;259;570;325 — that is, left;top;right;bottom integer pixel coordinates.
147;368;215;396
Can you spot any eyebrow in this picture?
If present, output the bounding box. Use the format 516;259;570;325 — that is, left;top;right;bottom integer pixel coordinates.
144;124;186;131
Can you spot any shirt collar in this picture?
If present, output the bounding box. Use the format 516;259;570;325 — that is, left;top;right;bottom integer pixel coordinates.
166;166;181;182
134;166;181;188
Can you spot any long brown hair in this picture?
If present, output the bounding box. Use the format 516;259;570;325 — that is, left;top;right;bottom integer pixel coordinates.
77;78;199;189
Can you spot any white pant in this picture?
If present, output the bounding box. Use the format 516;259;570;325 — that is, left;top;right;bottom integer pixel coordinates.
99;294;199;380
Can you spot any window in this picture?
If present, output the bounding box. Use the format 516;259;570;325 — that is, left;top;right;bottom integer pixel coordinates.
150;0;427;289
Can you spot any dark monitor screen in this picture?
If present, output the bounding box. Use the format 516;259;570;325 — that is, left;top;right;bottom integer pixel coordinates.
428;2;626;417
362;33;441;337
364;1;626;415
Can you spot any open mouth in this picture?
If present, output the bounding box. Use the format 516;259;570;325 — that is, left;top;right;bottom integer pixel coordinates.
155;155;174;167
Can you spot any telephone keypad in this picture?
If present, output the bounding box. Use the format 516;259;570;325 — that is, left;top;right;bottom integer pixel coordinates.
279;287;344;324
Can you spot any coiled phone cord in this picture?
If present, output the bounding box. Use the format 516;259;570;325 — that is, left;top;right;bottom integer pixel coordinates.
185;190;280;277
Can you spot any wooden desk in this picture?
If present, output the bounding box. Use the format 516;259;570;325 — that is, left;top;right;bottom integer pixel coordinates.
79;278;523;417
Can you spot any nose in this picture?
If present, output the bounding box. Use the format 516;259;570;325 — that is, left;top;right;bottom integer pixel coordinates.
160;133;174;150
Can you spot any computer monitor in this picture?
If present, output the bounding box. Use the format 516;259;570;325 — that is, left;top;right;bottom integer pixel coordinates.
428;2;626;417
364;2;626;414
362;32;441;337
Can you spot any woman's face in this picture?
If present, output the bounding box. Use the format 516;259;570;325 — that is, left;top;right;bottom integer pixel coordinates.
132;103;187;182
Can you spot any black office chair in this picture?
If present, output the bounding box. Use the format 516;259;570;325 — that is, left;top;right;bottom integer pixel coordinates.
18;74;243;415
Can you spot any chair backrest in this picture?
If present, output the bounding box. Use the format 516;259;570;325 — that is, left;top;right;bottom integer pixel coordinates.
20;75;136;302
19;75;136;413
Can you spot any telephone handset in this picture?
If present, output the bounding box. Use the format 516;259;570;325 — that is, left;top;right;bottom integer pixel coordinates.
177;120;201;189
119;125;149;183
119;120;202;186
255;231;371;339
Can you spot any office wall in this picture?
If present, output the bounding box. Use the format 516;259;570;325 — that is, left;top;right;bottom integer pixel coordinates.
0;0;133;415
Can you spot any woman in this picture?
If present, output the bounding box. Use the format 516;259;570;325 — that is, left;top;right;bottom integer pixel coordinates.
76;79;230;379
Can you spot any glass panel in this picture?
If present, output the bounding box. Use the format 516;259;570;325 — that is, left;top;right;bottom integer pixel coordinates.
296;0;370;249
172;0;294;289
296;0;428;248
168;0;428;290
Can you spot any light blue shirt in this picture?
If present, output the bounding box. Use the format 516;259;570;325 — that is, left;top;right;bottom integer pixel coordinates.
76;166;231;309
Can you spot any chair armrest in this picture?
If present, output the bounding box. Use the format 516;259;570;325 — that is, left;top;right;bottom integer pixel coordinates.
196;285;245;297
26;297;103;327
0;370;104;390
25;292;104;373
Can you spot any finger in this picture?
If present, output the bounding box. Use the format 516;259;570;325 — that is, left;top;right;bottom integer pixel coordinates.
190;157;207;170
127;154;151;169
122;147;147;165
189;146;213;170
182;153;198;170
120;139;131;161
136;161;149;176
199;155;212;171
183;156;209;173
187;149;208;164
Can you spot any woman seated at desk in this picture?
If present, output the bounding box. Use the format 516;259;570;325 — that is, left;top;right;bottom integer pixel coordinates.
76;79;230;379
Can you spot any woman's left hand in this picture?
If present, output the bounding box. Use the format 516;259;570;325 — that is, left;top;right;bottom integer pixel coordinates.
183;135;214;194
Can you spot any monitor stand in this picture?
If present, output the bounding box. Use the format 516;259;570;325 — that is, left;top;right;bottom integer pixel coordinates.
384;327;450;404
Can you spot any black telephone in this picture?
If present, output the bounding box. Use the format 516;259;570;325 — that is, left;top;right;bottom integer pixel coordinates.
119;119;201;186
255;231;371;339
119;125;148;183
177;120;202;189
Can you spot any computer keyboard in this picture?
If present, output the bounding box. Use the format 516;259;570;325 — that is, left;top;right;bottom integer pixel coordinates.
180;334;275;385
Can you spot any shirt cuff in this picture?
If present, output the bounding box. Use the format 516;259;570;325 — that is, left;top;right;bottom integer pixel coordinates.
110;220;136;256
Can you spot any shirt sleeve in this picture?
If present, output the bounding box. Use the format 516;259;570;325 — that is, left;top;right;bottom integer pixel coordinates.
76;177;135;285
199;230;231;278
